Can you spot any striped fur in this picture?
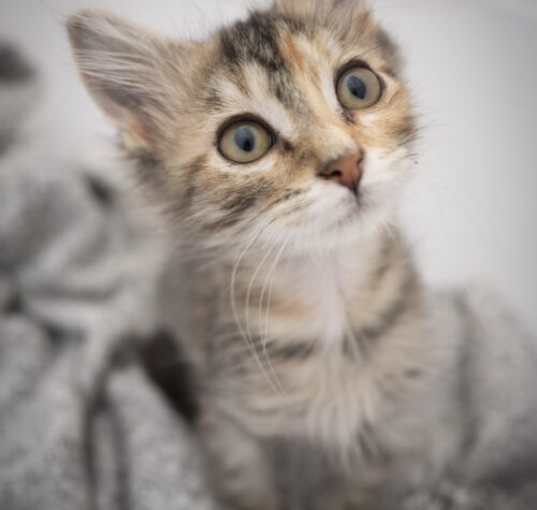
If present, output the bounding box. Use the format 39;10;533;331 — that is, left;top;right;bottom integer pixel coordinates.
68;2;537;509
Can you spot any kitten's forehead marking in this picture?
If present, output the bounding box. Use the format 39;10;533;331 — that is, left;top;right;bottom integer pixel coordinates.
211;9;405;164
279;31;343;122
218;11;300;108
214;15;350;144
278;32;360;160
212;64;296;141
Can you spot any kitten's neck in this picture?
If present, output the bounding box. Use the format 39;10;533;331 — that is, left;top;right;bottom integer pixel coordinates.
226;225;414;351
213;224;429;454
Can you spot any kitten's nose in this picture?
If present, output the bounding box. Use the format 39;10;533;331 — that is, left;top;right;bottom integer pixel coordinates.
319;152;364;194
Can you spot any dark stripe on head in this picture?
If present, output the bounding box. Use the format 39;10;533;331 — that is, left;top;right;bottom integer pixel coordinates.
218;11;299;108
205;86;227;111
220;11;283;72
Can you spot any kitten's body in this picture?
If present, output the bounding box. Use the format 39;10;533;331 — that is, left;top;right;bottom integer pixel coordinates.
170;227;537;509
68;1;537;508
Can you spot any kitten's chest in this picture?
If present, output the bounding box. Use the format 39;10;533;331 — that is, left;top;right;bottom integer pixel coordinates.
254;256;366;347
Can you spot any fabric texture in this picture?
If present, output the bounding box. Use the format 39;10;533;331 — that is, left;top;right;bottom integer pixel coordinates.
0;47;215;508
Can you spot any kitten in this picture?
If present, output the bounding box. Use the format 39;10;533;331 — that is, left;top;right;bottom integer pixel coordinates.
67;1;537;508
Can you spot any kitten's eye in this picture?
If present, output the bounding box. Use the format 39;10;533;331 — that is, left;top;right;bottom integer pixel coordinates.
218;121;273;164
336;66;382;110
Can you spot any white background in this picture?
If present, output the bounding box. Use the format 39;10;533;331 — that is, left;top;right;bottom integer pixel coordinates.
1;0;536;331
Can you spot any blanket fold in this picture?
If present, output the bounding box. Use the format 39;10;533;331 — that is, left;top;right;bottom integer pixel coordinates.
0;96;215;508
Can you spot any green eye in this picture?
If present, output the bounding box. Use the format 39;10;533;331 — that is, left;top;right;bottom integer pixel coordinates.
336;66;382;110
218;120;274;164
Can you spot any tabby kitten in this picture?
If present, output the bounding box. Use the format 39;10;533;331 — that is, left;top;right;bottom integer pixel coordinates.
68;1;537;508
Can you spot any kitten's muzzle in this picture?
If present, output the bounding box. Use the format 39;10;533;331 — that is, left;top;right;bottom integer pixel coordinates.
319;151;364;196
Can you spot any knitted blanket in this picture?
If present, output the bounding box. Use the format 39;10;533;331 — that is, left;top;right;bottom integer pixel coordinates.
0;42;215;510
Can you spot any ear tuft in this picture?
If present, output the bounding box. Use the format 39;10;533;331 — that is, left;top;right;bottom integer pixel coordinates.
67;10;170;150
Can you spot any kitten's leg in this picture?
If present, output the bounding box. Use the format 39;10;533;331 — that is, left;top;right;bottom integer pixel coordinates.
198;410;278;510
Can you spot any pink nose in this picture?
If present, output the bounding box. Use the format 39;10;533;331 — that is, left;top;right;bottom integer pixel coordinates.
319;152;364;194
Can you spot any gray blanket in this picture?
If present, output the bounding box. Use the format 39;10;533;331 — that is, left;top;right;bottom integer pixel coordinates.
2;42;537;510
0;44;215;510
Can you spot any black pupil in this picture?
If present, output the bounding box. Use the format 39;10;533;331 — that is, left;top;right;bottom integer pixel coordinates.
347;75;367;100
235;126;256;153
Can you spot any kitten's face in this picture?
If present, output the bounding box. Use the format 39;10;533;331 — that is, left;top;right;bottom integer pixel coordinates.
69;0;415;254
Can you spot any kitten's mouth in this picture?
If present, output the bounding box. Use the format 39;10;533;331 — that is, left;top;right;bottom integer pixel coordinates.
329;191;367;229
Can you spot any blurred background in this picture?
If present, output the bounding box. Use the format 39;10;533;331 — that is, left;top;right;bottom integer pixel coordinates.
1;0;536;330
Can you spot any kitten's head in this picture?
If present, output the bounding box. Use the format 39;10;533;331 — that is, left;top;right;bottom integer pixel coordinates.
68;0;416;255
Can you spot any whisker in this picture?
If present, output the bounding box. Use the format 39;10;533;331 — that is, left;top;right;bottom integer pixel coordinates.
258;234;291;394
230;216;282;394
244;233;279;346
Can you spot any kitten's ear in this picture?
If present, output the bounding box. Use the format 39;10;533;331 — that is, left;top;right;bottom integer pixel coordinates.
67;10;178;152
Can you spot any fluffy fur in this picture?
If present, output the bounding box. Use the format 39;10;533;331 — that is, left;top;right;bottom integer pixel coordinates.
68;1;537;508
